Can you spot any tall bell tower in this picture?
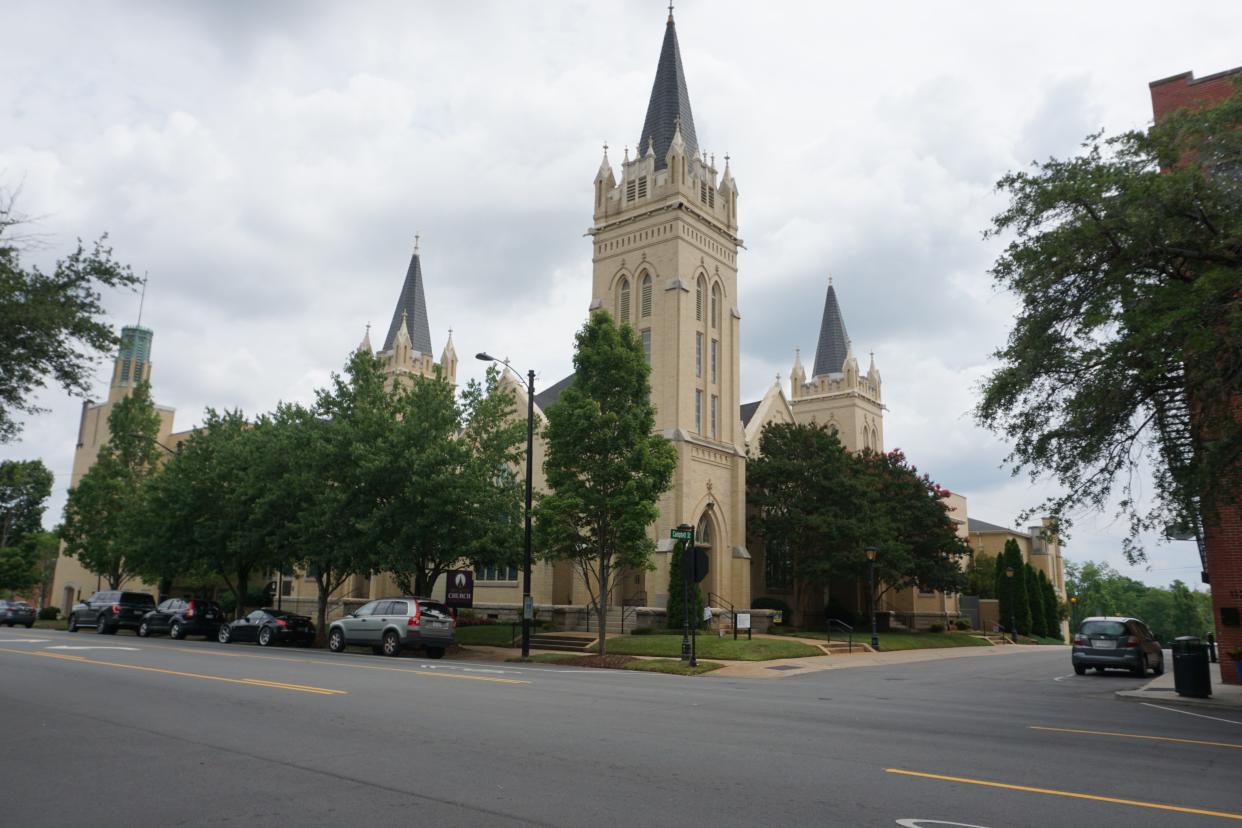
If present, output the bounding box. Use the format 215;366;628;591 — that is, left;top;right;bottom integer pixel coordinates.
588;8;749;609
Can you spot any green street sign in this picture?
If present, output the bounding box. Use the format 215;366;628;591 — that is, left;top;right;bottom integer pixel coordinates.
671;527;694;541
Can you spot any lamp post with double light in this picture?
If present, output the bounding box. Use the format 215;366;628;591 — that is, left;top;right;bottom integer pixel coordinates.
866;546;878;649
1005;566;1017;643
476;352;536;659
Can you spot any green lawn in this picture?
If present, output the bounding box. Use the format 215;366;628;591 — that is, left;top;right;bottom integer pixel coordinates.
604;635;821;660
871;632;993;651
454;625;517;647
33;619;67;630
622;658;723;675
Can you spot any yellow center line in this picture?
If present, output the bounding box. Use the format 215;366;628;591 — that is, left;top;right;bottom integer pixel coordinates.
1031;725;1242;750
308;659;530;685
167;646;307;664
0;647;346;696
886;768;1242;821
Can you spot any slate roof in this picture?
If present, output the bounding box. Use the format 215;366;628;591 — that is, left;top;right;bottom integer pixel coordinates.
534;372;575;411
811;283;850;378
740;400;760;427
637;13;699;170
383;248;434;355
967;517;1018;534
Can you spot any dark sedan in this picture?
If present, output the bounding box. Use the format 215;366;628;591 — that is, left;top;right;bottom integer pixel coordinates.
217;608;314;647
0;600;36;628
139;598;223;640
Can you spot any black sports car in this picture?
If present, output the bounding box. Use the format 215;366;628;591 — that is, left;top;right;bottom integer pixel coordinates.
217;608;315;647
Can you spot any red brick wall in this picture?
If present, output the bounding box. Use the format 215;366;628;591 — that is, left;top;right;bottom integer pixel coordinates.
1151;66;1242;685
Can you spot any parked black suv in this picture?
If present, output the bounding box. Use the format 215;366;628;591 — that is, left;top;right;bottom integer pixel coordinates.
68;590;157;634
139;598;223;640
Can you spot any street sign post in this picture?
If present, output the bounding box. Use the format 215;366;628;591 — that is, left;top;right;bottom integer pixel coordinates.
673;524;695;663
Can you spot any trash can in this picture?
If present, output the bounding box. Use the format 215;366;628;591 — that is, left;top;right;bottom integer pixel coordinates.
1172;636;1212;698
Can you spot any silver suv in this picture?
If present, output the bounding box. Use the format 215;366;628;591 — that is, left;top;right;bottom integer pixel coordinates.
327;597;455;658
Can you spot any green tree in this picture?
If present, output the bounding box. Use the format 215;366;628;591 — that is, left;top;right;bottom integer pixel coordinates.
1025;562;1046;637
1039;569;1061;641
0;193;140;442
964;552;997;598
0;458;53;551
748;422;865;624
61;382;161;588
369;361;525;598
665;539;704;631
976;87;1242;561
997;540;1032;636
147;409;292;618
535;312;677;655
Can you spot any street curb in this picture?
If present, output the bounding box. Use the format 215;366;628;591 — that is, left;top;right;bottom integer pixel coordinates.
1113;689;1242;712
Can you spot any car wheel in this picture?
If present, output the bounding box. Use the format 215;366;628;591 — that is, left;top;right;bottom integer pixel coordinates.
425;646;445;660
24;622;33;629
1153;655;1165;676
1073;663;1086;676
328;628;346;653
258;626;273;647
218;624;232;644
1132;654;1147;678
1094;666;1106;674
96;616;109;634
170;621;184;640
382;631;401;657
138;621;150;637
67;614;78;633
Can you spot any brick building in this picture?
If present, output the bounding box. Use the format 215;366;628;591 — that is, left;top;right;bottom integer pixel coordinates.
1150;66;1242;685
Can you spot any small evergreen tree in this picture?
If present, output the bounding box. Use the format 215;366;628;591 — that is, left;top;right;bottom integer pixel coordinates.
1039;570;1061;641
994;549;1009;633
1025;562;1046;637
665;540;704;630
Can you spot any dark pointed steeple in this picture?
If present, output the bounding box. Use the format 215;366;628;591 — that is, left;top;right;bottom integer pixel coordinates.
382;240;433;355
812;278;850;378
637;9;699;171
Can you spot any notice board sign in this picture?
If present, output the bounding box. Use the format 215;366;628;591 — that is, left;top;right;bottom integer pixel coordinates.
445;570;474;609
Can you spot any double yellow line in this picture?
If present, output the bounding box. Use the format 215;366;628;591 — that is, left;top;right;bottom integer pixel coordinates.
0;647;346;696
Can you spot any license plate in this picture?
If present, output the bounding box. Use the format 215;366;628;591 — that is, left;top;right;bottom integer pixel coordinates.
1092;639;1115;649
424;620;447;628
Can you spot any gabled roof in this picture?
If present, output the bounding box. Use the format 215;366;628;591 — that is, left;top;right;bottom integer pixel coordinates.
637;12;699;170
812;282;850;378
534;372;575;411
739;400;760;427
383;248;433;355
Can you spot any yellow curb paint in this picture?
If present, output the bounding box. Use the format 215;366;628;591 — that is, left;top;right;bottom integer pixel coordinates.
1030;725;1242;750
885;768;1242;821
0;647;345;696
308;659;530;685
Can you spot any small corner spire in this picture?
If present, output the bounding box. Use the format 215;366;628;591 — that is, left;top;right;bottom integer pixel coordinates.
668;1;674;23
414;233;420;254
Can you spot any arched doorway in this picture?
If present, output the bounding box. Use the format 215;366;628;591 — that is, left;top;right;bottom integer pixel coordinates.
696;509;719;616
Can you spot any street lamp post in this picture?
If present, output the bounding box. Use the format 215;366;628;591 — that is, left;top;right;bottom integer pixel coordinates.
477;352;536;659
1069;595;1078;632
865;546;878;650
1005;566;1017;644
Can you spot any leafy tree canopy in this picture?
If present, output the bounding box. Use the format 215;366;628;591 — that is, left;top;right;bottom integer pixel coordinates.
977;87;1242;562
0;458;53;550
0;192;140;442
535;311;677;654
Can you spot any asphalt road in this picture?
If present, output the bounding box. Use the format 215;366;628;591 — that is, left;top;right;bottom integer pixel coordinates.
1;628;1239;827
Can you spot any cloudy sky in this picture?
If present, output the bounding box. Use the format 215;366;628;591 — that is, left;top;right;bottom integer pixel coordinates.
3;0;1238;588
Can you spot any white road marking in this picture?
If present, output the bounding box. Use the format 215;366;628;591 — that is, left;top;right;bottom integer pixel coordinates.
1052;673;1076;682
896;820;994;827
0;638;49;643
1141;702;1242;726
47;645;140;652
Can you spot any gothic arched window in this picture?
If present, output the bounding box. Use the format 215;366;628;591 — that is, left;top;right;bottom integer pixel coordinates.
618;277;631;322
711;283;721;329
696;512;713;548
640;272;653;318
696;276;705;321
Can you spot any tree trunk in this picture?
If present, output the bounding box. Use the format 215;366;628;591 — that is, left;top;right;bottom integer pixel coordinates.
316;576;330;647
596;556;609;656
235;572;249;620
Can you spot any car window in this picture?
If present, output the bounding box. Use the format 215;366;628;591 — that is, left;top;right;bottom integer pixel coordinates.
387;601;409;616
1080;620;1127;636
122;592;155;607
246;610;267;623
373;601;396;616
418;601;450;618
157;600;173;612
354;601;380;617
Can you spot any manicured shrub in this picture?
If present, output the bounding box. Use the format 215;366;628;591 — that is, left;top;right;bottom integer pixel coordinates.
928;622;945;633
38;606;60;621
753;596;793;624
954;618;971;631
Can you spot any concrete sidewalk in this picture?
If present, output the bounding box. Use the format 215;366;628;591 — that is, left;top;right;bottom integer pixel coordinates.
1116;666;1242;711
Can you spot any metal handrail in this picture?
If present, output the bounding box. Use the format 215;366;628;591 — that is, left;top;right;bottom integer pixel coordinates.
620;593;645;635
708;592;745;640
826;617;854;652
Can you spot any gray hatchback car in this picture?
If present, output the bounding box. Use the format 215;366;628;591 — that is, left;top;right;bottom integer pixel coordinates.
0;600;36;628
1072;616;1165;676
327;597;455;658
